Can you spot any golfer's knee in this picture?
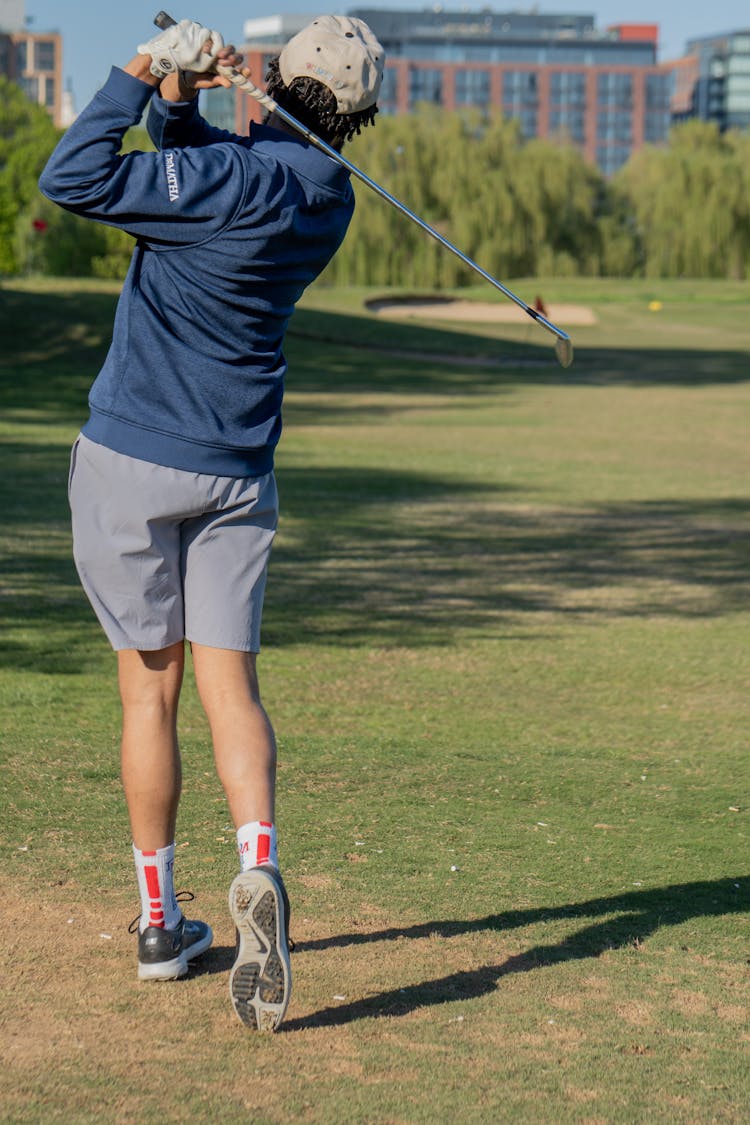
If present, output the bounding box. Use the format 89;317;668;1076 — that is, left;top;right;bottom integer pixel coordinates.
118;643;184;717
192;646;261;716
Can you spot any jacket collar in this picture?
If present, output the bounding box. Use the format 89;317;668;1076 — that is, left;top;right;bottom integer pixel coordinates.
248;122;351;195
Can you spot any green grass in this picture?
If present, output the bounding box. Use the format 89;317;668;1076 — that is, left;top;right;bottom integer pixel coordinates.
1;276;749;1123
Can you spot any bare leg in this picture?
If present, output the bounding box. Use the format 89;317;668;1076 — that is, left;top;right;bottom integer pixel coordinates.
195;645;292;1031
190;644;276;828
118;642;185;850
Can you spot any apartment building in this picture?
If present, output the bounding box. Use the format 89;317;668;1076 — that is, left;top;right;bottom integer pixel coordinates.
222;8;672;175
0;0;64;126
683;29;750;131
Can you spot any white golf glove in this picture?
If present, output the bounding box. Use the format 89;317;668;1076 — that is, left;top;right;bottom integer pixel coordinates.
137;19;225;79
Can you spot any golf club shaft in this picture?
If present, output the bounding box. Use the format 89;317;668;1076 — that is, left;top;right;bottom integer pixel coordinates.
153;11;573;366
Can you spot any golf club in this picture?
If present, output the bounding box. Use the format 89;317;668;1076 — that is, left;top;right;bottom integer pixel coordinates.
153;11;574;368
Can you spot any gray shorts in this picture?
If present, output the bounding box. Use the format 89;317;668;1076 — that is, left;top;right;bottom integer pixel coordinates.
68;434;278;652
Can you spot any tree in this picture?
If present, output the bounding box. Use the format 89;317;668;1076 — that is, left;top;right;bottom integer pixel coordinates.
324;107;616;287
616;121;750;279
12;122;154;279
0;77;61;273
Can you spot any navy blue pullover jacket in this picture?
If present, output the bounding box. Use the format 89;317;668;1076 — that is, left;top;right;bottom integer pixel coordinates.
39;67;355;476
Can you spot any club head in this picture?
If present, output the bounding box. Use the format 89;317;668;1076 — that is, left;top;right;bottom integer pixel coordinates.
555;335;574;369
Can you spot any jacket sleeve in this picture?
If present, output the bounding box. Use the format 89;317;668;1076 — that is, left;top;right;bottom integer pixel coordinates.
147;89;247;151
38;67;248;247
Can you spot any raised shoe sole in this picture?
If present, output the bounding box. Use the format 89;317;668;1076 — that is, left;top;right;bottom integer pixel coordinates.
229;868;292;1031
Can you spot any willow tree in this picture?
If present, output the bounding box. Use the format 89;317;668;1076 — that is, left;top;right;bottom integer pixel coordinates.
326;107;614;287
504;134;605;276
617;121;750;278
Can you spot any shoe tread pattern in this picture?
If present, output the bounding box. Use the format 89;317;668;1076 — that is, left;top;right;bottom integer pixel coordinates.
229;871;291;1032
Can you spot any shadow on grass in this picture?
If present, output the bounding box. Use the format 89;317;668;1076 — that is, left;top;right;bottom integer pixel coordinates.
3;283;749;412
286;305;750;395
0;286;118;423
0;438;97;673
272;876;748;1029
263;488;750;646
2;459;750;665
2;285;750;667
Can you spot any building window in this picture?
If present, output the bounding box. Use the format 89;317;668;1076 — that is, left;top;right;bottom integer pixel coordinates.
545;46;592;65
455;68;490;105
407;42;454;61
518;109;537;138
15;38;27;70
409;67;443;106
379;67;398;109
728;54;750;74
644;111;669;142
549;71;586;105
597;72;632;108
34;39;56;71
645;74;670;110
462;44;493;63
727;75;750;94
19;74;39;101
44;76;55;108
597;110;632;142
489;45;542;65
504;107;538;138
502;70;538;106
549;108;585;143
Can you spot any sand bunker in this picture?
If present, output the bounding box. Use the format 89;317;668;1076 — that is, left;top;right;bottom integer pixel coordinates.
368;296;597;326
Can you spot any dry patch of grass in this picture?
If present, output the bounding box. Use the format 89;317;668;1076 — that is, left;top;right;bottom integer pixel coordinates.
3;873;750;1124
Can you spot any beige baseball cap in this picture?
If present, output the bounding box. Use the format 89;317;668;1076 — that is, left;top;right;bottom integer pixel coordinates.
279;15;385;115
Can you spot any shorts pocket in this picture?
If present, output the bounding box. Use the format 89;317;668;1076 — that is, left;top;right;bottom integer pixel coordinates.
68;435;81;501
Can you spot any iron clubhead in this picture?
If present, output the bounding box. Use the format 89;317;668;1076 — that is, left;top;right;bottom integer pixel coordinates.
555;335;574;369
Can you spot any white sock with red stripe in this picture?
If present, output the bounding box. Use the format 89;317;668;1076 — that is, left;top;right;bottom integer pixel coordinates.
132;843;181;933
236;820;278;872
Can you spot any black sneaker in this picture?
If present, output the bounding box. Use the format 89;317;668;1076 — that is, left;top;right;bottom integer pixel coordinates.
229;866;292;1031
136;915;213;981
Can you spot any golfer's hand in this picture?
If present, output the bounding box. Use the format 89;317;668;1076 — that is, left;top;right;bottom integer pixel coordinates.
137;18;225;79
160;46;247;102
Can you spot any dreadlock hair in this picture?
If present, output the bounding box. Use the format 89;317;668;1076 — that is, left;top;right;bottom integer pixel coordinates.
264;56;378;150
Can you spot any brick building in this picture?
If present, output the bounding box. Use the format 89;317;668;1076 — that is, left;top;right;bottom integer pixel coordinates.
0;0;64;126
206;8;672;176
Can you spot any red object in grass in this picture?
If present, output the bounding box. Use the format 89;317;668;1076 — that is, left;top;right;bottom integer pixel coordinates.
32;218;48;232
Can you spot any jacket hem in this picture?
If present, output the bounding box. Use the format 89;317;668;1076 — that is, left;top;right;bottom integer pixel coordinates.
82;410;275;478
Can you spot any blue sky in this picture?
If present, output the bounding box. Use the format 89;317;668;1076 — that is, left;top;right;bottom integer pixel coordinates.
26;0;750;114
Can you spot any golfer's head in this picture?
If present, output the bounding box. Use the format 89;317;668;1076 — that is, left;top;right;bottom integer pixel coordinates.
266;15;385;148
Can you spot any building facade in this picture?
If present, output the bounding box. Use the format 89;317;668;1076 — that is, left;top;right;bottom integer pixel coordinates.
0;0;64;126
221;7;672;176
682;30;750;131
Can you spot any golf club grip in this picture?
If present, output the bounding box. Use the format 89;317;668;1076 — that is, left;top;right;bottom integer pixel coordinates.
152;10;279;112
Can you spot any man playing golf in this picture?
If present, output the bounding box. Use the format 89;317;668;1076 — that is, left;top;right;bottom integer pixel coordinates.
39;14;384;1032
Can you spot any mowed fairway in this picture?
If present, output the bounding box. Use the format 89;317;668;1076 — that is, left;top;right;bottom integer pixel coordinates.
1;277;749;1123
